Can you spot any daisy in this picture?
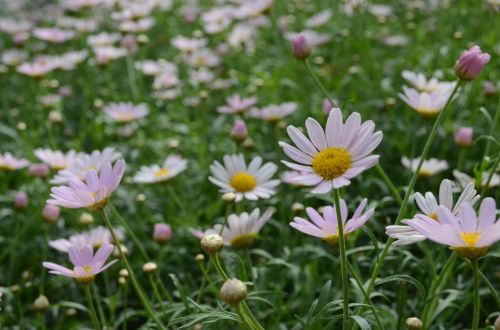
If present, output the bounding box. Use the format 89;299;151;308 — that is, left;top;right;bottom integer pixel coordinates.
0;152;30;170
133;155;188;183
284;31;331;47
453;170;500;189
401;71;456;93
135;59;177;76
404;197;500;259
217;95;257;114
186;48;220;68
43;243;117;284
171;36;207;53
305;9;333;28
93;46;127;65
401;157;448;177
52;147;122;183
250;102;298;122
87;32;121;47
103;102;149;123
1;49;27;66
49;226;124;252
190;208;274;249
279;108;382;194
34;148;79;170
399;87;451;117
386;179;479;246
32;28;76;43
48;160;125;210
17;60;57;77
290;198;374;244
209;154;279;202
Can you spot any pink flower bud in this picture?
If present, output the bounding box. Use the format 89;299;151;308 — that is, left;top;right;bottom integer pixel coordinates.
454;127;473;147
322;98;339;116
455;46;490;81
483;81;497;96
42;204;60;223
153;223;172;244
292;34;310;60
29;163;50;178
231;119;248;143
15;192;28;209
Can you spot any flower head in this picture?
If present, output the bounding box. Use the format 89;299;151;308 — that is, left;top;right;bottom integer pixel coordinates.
103;102;149;123
43;243;117;284
133;155;187;183
279;108;382;194
48;160;125;210
399;87;451;117
49;226;124;252
404;197;500;259
454;127;473;147
290;198;374;244
401;157;448;177
217;95;257;114
209;154;279;201
455;45;490;81
0;152;30;170
292;33;310;60
35;148;79;170
250;102;297;122
401;71;456;93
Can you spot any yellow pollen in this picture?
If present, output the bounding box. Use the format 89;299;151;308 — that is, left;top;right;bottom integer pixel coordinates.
83;265;92;273
427;212;438;221
417;108;439;118
154;168;169;177
230;172;257;192
323;234;339;245
460;232;480;247
450;231;489;260
312;147;352;180
230;233;257;249
74;265;95;284
93;240;104;249
114;113;134;122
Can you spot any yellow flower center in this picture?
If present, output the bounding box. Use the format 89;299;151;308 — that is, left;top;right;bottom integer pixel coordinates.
154;168;169;177
230;172;257;192
460;232;480;247
418;169;433;177
114;113;134;122
323;234;339;245
428;212;438;221
93;240;104;249
417;107;439;118
1;165;16;171
230;233;257;249
312;147;352;180
74;265;95;284
451;231;490;260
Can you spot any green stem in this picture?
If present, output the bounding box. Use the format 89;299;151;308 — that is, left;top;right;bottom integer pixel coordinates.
482;99;500;160
110;203;149;260
363;80;462;303
148;273;167;317
83;284;101;330
99;209;166;329
471;260;480;330
333;189;349;329
480;152;500;199
477;267;500;308
375;164;403;206
304;59;335;106
219;203;233;235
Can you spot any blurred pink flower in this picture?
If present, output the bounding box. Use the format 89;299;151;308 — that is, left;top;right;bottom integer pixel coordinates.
455;45;490;81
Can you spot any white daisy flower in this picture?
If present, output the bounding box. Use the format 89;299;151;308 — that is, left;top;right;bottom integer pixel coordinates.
34;148;79;170
401;157;449;177
399;87;451;117
386;179;479;246
133;155;188;183
401;70;456;94
209;154;279;202
279;108;382;194
453;169;500;189
103;102;149;123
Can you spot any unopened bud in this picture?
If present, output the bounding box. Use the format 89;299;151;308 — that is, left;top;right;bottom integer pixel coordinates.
48;111;63;123
114;244;128;257
201;234;224;254
79;212;94;225
454;45;490;81
118;276;127;285
195;254;205;263
119;269;129;277
153;223;172;244
66;307;77;316
220;278;247;305
15;192;28;209
231;119;248;143
292;34;310;60
142;262;158;273
222;192;236;203
33;294;50;312
42;204;60;223
29;163;50;178
406;317;423;330
292;202;304;213
454;127;473;148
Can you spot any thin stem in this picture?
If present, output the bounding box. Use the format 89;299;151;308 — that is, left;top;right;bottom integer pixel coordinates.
363;80;462;303
477;267;500;308
219;203;233;235
304;59;335;106
471;260;480;330
209;253;229;280
99;209;166;329
148;273;167;317
110;203;149;260
333;189;349;330
375;163;403;206
83;284;101;330
480;152;500;199
482;99;500;160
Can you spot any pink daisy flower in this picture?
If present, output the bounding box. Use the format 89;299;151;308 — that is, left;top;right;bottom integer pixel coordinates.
279;108;382;194
0;152;30;170
217;95;257;114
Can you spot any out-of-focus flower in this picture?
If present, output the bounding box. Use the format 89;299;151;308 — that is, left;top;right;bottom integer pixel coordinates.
48;160;125;210
17;60;58;78
43;243;117;283
15;192;28;209
135;59;177;76
186;48;220;67
231;119;248;143
322;98;339;116
284;31;331;48
1;49;27;66
399;87;452;117
401;71;456;93
35;149;79;170
87;32;121;47
401;157;448;177
217;95;257;114
483;81;497;96
93;46;127;65
133;155;187;183
209;154;279;201
119;17;155;33
404;197;500;259
455;45;490;81
29;163;50;178
153;223;172;244
387;180;478;246
250;102;297;122
292;33;310;60
33;28;75;43
171;36;207;53
453;170;500;189
103;102;149;123
202;7;233;34
279;108;382;194
0;152;30;170
49;226;124;252
454;127;473;147
42;204;61;223
305;9;332;28
290;198;374;244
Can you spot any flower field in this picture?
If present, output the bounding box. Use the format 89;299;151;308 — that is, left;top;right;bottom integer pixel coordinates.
0;0;499;329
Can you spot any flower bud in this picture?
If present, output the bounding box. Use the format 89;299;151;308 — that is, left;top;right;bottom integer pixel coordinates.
119;269;129;277
495;315;500;330
292;202;304;213
220;278;247;305
42;204;60;223
29;163;50;178
222;192;236;204
33;294;50;312
118;277;127;285
48;111;63;123
79;212;94;225
142;262;158;273
454;127;473;147
406;317;423;330
15;192;28;209
292;34;310;60
483;81;497;96
231;119;248;143
322;99;339;116
455;45;490;81
195;254;205;263
153;223;172;244
66;308;77;316
201;234;224;254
